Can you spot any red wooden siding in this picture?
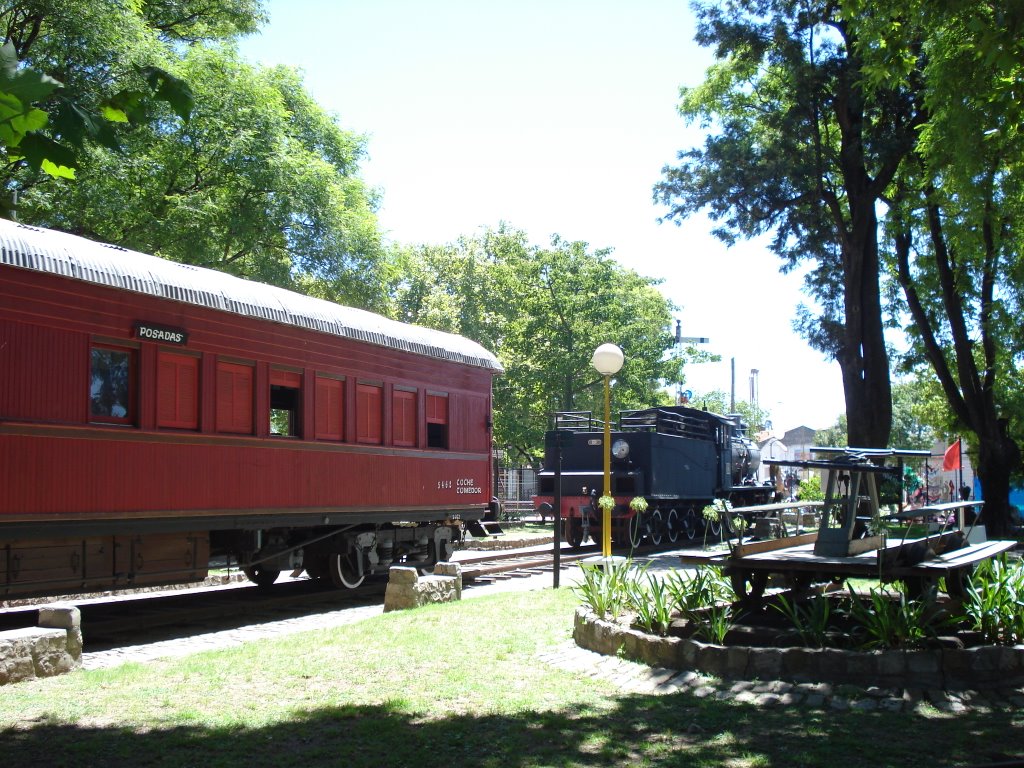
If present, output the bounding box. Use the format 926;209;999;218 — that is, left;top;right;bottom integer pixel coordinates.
0;320;84;424
0;261;497;526
0;429;491;515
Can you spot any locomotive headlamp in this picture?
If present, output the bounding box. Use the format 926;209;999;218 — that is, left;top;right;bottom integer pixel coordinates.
612;439;630;460
592;343;624;558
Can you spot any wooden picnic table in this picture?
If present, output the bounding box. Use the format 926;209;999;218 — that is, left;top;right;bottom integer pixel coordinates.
678;529;1017;602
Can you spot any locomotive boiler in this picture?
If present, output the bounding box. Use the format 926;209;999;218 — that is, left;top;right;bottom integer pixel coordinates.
533;405;774;548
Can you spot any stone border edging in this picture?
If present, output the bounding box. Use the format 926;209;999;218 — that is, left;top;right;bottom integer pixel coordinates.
573;606;1024;690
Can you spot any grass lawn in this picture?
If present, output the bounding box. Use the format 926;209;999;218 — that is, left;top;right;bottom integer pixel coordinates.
1;588;1021;767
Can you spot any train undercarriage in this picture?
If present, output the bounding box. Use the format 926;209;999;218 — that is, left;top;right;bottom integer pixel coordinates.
222;522;461;589
0;518;466;599
550;487;776;551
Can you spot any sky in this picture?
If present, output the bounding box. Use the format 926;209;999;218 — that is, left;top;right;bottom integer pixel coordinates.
239;0;848;434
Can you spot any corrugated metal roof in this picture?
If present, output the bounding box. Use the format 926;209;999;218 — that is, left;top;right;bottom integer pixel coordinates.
0;220;503;372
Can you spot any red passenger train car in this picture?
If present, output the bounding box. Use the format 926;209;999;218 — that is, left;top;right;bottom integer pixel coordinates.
0;220;502;597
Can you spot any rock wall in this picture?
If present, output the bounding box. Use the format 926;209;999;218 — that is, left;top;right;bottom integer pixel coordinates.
0;605;82;685
573;606;1024;691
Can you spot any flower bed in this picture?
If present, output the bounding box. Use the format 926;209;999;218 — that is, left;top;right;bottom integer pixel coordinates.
573;605;1024;690
572;555;1024;691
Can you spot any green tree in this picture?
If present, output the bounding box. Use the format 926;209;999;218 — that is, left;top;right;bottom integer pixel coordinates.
813;414;848;449
655;0;926;448
847;0;1024;534
21;45;385;308
686;389;770;434
0;1;233;205
390;227;682;464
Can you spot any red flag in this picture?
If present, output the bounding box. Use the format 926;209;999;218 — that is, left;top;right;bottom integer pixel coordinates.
943;439;961;471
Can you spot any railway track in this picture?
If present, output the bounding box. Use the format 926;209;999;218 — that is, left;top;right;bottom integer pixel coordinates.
0;540;677;654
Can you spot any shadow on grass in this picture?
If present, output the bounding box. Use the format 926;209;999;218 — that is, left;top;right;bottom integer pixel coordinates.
5;692;1023;768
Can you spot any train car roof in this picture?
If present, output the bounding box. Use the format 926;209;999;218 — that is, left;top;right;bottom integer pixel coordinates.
0;220;503;372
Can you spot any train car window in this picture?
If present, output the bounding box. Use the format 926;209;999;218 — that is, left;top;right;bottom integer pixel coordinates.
392;388;417;447
157;351;199;430
89;344;135;424
426;392;449;449
356;382;383;444
216;360;254;434
270;369;302;437
315;375;345;441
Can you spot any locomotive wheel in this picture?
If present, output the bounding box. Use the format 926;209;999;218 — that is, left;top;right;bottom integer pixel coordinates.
682;507;698;541
665;509;680;544
649;509;664;546
564;518;586;549
243;564;280;588
628;513;644;548
708;517;723;541
728;568;767;602
329;551;365;589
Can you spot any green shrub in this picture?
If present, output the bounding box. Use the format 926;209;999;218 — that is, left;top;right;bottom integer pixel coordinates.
626;571;674;637
796;477;824;502
573;557;633;620
960;556;1024;645
772;593;833;648
690;603;733;644
664;566;731;620
846;585;948;649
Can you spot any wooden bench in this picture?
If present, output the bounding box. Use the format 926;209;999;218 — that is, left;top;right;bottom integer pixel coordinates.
910;539;1017;574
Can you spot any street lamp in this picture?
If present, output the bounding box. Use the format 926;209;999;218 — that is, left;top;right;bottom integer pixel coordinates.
591;343;624;558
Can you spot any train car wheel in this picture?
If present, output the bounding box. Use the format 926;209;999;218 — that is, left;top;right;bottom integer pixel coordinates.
329;551;365;589
709;517;723;541
665;509;680;544
628;513;644;548
649;509;664;546
243;564;280;588
682;508;698;540
565;518;586;549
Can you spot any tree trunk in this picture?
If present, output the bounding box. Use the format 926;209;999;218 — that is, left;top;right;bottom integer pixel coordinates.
831;39;894;449
975;423;1021;539
838;212;892;448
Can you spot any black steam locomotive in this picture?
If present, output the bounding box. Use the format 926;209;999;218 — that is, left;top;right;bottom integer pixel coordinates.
533;405;775;548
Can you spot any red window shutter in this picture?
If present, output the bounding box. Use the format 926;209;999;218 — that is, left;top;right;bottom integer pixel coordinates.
157;352;199;429
392;389;416;447
271;369;302;388
316;377;344;441
356;383;382;444
216;362;253;434
427;393;448;424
